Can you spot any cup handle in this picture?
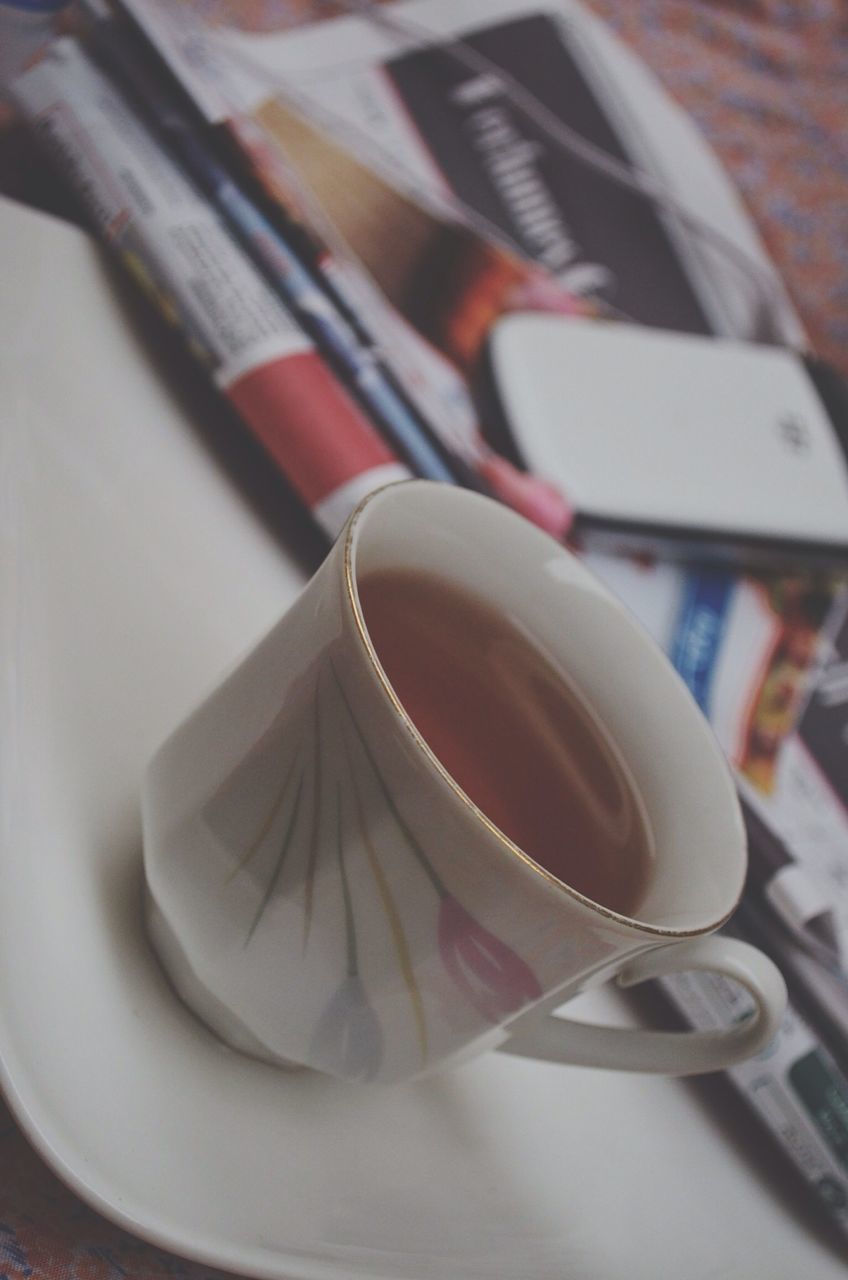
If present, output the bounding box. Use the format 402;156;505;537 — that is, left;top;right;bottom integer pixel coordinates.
498;936;787;1075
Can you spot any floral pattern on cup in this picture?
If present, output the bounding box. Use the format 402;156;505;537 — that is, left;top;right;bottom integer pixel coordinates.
309;975;383;1082
216;660;543;1076
308;785;383;1081
437;897;542;1023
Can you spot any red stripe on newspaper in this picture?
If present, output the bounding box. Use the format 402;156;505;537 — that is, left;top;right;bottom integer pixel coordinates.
226;350;399;507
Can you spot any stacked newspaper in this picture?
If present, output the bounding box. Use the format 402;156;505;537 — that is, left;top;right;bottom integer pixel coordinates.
9;0;848;1237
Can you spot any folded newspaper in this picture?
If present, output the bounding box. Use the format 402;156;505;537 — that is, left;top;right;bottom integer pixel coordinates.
11;0;848;1238
582;552;848;1228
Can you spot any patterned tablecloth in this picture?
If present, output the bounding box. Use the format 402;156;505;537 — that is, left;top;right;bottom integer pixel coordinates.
588;0;848;382
2;2;847;1277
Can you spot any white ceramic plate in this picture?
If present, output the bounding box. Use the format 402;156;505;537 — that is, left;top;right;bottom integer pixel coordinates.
1;200;845;1280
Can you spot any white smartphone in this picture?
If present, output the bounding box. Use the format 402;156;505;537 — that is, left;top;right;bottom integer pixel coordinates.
486;315;848;569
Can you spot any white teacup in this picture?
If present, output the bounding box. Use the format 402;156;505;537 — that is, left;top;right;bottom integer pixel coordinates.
142;481;785;1084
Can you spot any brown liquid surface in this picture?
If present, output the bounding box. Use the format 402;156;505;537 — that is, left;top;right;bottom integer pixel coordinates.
358;568;653;916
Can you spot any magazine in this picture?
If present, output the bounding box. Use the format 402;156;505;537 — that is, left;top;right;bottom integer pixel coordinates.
117;0;805;474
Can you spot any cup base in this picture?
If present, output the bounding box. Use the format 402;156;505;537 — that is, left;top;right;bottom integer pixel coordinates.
144;887;306;1073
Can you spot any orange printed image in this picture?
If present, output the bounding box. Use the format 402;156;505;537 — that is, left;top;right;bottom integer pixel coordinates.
254;99;585;376
737;579;837;794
